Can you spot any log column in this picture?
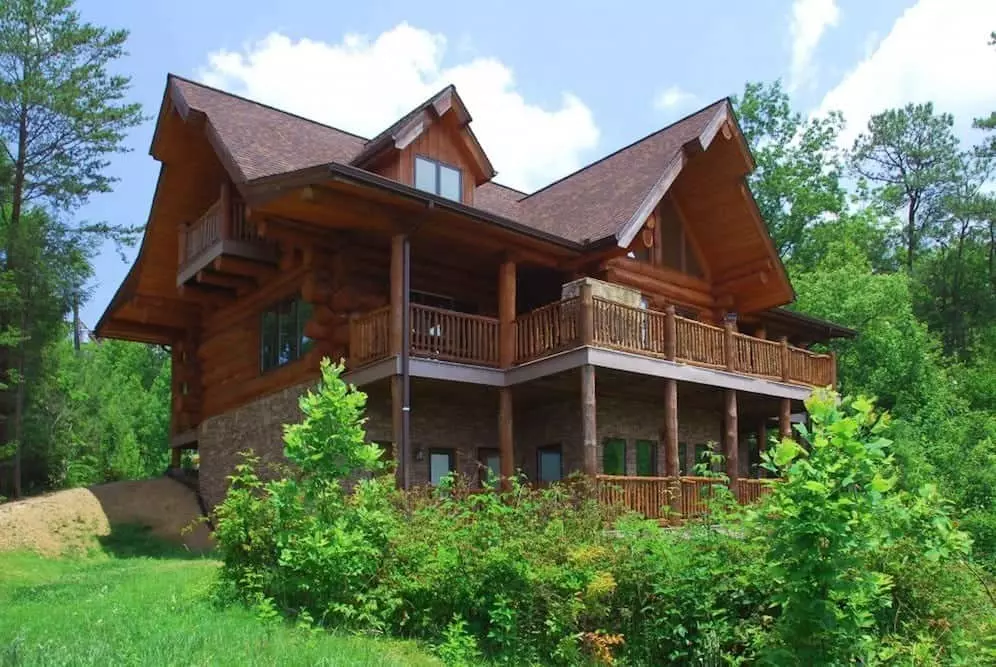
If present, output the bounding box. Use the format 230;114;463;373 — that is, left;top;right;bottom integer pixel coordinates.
756;418;768;478
723;389;739;485
581;365;598;475
779;398;793;441
389;235;405;357
498;260;516;488
663;379;679;477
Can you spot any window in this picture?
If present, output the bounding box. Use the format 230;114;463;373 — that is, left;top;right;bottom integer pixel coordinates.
635;440;656;476
414;156;462;201
260;296;313;372
537;444;562;483
602;438;626;475
429;448;455;486
478;448;501;485
657;199;704;278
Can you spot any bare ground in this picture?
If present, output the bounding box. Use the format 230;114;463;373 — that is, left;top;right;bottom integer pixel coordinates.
0;477;214;555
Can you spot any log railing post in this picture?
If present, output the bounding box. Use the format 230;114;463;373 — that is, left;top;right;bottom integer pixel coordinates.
723;320;736;372
779;398;792;441
580;281;594;346
219;181;232;240
779;336;790;382
664;305;677;361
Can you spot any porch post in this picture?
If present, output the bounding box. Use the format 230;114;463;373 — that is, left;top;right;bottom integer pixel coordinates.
170;446;181;469
779;398;792;441
498;387;514;489
663;379;679;477
498;260;516;368
756;418;768;478
581;365;598;475
390;235;405;357
723;389;739;486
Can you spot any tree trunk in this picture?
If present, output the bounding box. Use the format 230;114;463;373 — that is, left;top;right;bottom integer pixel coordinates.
6;105;28;498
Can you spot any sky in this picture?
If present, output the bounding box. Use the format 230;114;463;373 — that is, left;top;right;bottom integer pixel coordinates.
74;0;996;329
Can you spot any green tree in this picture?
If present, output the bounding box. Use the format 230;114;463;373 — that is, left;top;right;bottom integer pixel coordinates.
850;103;962;272
0;0;144;496
732;80;846;262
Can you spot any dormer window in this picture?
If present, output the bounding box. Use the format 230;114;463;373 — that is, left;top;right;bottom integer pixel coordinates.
414;156;461;202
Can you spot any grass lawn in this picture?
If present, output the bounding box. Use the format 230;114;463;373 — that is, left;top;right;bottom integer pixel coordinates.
0;527;441;667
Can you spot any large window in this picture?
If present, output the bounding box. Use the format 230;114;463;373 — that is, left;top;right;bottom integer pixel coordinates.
635;439;656;476
537;444;562;483
260;296;313;372
414;156;462;201
602;438;626;475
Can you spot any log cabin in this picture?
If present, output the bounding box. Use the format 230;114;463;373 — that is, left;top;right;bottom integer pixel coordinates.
96;75;855;515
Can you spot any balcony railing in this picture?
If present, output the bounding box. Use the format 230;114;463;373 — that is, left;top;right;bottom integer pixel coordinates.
595;475;776;520
348;295;835;387
177;190;276;284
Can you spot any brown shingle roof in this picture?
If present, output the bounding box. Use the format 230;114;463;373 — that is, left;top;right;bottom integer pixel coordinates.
515;101;727;243
169;75;726;246
172;76;367;181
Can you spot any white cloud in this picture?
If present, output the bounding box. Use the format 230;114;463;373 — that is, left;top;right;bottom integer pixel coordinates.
653;85;697;112
816;0;996;148
198;23;599;192
788;0;841;92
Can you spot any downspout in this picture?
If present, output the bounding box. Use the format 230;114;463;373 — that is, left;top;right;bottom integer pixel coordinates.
401;235;412;490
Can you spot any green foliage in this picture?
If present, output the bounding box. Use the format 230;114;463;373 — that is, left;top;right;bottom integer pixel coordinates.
19;336;170;490
214;363;993;665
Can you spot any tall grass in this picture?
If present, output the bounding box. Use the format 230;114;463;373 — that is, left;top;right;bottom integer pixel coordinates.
0;526;440;667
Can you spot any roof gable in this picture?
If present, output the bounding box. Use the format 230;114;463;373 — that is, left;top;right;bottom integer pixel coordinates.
352;85;496;185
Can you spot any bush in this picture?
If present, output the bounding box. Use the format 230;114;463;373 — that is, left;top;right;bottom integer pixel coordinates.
212;363;995;665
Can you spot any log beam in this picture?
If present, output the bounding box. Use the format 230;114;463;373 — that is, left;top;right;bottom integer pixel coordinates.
498;260;516;368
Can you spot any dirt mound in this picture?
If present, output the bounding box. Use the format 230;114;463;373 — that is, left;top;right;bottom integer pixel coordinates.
0;477;214;556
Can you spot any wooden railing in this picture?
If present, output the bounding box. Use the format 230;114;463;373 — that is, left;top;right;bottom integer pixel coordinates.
735;333;782;379
591;297;669;356
349;306;391;367
675;317;727;368
788;347;833;386
410;304;499;367
346;296;836;387
181;200;222;270
596;475;776;520
514;297;581;364
735;478;775;504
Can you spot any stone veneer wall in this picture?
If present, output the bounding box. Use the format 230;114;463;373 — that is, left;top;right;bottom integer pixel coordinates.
198;380;314;510
197;375;730;509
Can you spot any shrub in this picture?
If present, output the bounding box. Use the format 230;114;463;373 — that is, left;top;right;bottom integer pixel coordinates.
212;364;995;665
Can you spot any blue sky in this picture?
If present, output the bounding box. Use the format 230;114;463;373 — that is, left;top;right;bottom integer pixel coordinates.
75;0;996;328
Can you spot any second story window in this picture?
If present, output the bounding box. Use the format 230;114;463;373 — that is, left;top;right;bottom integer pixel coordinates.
414;156;461;201
260;296;313;373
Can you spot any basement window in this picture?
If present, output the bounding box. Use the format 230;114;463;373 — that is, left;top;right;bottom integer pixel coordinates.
414;155;462;202
260;296;313;372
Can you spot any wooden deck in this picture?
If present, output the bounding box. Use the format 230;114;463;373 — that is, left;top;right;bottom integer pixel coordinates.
349;291;835;387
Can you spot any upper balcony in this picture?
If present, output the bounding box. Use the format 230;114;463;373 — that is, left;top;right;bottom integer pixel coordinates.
347;286;835;388
177;189;278;289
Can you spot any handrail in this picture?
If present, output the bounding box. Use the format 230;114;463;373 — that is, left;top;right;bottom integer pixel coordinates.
674;316;726;368
591;297;669;357
349;306;391;367
596;474;774;519
787;347;833;386
410;303;499;367
734;332;782;379
514;297;581;364
181;200;222;270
